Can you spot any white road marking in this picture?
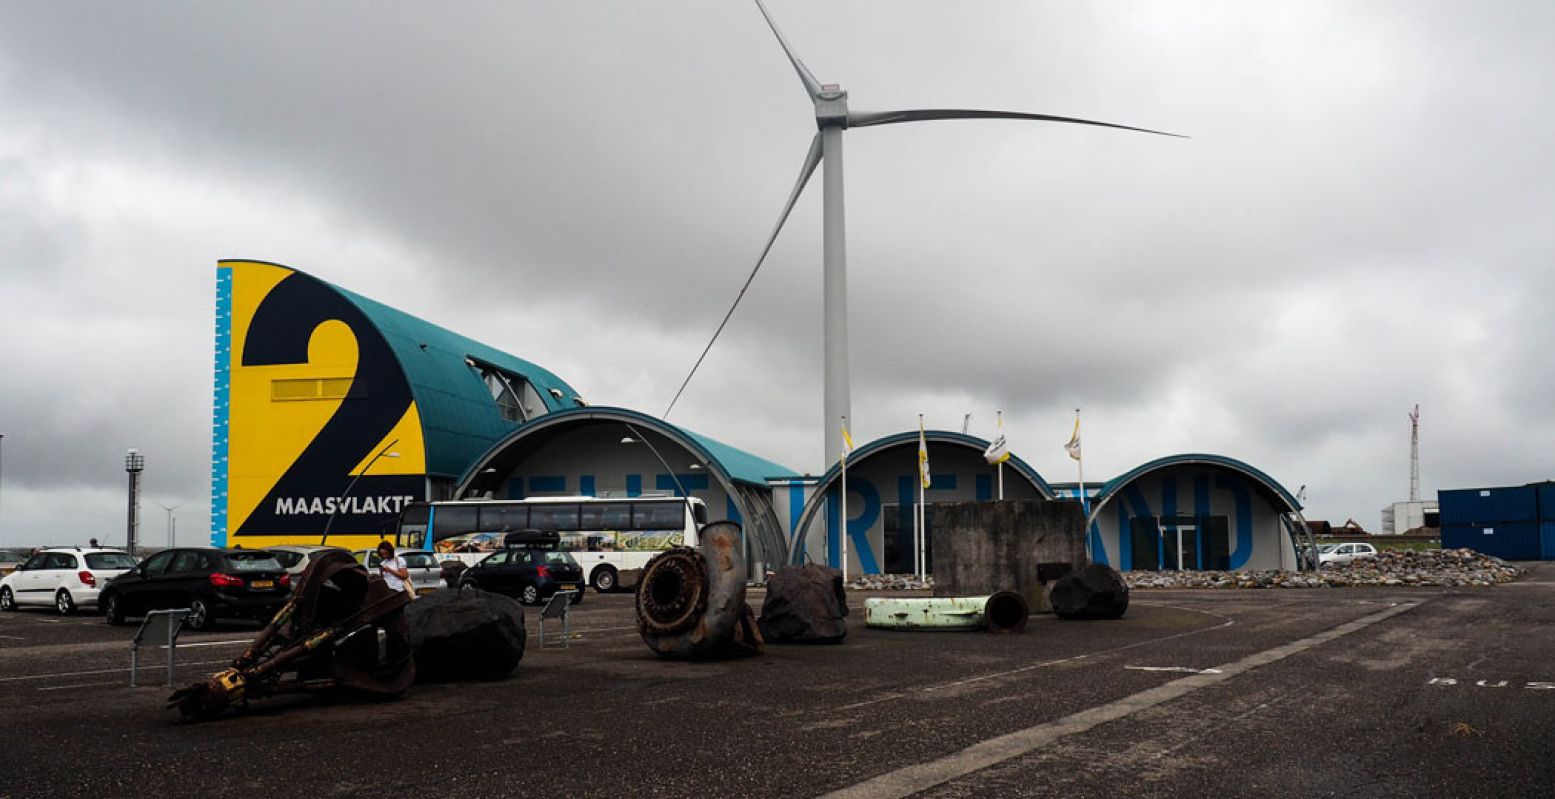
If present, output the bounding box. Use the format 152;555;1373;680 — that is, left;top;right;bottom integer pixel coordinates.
1124;666;1223;675
918;604;1236;694
160;639;251;649
823;601;1422;799
37;681;119;691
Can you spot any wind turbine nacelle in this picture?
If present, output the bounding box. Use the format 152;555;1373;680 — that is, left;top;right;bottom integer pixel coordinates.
814;87;849;126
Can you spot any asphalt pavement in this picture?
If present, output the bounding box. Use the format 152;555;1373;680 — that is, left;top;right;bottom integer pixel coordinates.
2;565;1553;798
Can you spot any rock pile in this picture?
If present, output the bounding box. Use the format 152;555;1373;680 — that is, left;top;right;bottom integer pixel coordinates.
839;550;1520;592
845;573;934;591
1124;548;1521;590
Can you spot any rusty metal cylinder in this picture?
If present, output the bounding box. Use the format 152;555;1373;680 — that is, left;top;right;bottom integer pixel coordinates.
636;521;762;658
864;590;1029;633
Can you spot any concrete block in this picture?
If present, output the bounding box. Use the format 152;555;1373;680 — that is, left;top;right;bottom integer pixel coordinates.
931;499;1088;613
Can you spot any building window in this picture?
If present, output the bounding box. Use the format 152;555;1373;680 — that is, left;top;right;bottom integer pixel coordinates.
472;361;545;423
271;378;352;401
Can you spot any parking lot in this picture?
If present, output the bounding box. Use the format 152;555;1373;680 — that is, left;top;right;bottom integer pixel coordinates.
3;566;1555;798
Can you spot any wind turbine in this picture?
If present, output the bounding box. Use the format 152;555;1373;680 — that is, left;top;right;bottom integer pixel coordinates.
746;0;1182;467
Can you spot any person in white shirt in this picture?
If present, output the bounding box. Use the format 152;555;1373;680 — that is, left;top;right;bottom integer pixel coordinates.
377;541;412;597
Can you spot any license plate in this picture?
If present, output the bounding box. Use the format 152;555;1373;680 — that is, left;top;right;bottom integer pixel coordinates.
417;587;436;596
559;584;577;591
251;580;275;589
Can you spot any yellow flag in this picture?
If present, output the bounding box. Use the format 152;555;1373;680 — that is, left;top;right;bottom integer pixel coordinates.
918;418;931;489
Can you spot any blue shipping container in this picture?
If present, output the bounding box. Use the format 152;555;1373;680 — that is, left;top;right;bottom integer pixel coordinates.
1538;483;1555;522
1443;522;1542;561
1439;486;1539;526
1542;522;1555;560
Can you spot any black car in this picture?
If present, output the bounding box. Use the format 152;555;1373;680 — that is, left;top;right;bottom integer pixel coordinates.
458;532;584;606
100;548;291;631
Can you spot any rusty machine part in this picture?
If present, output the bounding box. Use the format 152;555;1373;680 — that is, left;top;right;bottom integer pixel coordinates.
863;590;1030;633
636;521;763;658
168;550;415;720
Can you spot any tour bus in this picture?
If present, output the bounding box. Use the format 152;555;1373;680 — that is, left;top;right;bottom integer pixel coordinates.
397;495;708;593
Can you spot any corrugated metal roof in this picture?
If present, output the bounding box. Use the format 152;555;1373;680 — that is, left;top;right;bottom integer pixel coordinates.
331;284;583;479
1095;453;1301;512
456;406;798;488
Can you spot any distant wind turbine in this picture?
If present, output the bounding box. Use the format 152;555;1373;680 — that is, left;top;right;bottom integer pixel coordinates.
745;0;1183;467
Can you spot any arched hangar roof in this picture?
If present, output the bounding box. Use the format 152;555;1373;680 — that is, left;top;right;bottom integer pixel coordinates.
226;260;584;479
453;407;798;572
787;430;1056;565
1093;453;1303;516
454;406;798;491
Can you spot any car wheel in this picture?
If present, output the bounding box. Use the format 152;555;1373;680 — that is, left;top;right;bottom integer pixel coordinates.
521;584;539;606
592;567;617;593
55;589;77;616
459;576;479;592
0;586;14;612
186;597;213;631
103;593;126;626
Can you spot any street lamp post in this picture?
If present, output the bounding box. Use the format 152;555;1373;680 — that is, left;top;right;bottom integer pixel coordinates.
125;449;145;555
321;440;400;546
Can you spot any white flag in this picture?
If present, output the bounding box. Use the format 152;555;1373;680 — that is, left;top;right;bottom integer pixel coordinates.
984;433;1010;465
1064;415;1082;461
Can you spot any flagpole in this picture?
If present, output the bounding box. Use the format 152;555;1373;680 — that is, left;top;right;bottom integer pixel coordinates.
840;415;849;583
1074;408;1091;562
917;414;927;581
996;410;1005;501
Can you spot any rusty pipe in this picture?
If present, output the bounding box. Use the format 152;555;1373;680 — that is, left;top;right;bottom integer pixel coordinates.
863;591;1029;633
636;521;763;658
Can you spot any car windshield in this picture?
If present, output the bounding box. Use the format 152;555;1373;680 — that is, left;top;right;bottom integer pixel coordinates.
225;552;283;571
544;551;579;567
1319;544;1339;554
85;552;137;570
404;553;437;568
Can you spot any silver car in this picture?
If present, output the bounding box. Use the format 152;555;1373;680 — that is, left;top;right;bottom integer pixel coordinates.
353;548;443;595
266;545;351;577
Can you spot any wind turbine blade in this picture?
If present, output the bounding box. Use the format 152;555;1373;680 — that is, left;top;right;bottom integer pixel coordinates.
662;134;824;419
757;132;825;271
754;0;823;98
848;108;1186;138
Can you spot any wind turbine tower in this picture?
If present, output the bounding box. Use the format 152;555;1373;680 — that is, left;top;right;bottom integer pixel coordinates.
1408;404;1421;502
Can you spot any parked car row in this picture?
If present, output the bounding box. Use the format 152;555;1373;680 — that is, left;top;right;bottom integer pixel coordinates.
0;535;586;628
0;547;138;615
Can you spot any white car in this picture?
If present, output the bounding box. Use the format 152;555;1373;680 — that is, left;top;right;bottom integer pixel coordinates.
0;547;138;615
1320;542;1379;566
266;545;351;577
352;548;443;595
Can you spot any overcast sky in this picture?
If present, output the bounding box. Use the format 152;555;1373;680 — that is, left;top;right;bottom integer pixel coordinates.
2;1;1552;549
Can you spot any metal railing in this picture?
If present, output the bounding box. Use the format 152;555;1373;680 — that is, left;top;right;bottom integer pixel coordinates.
539;591;576;649
130;608;190;687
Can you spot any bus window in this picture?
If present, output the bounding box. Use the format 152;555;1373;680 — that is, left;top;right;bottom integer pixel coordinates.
480;505;529;532
400;503;430;526
529;504;580;531
692;502;708;526
581;502;632;530
433;505;480;539
634;503;683;530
